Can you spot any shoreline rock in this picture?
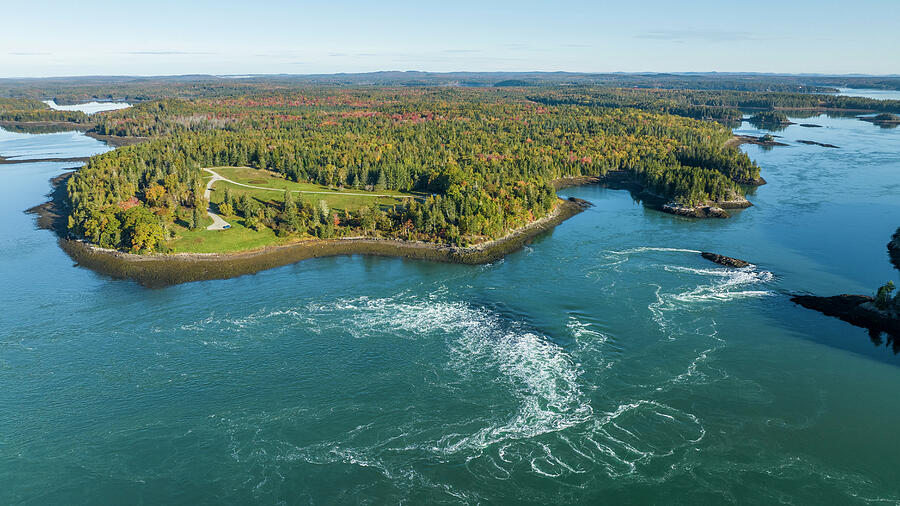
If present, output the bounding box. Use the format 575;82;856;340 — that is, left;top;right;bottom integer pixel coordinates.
729;134;789;148
792;294;900;338
889;228;900;271
662;203;728;218
797;139;839;148
700;252;750;268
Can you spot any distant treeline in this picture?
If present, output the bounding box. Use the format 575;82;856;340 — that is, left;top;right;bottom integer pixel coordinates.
527;88;900;121
0;98;90;123
3;73;900;104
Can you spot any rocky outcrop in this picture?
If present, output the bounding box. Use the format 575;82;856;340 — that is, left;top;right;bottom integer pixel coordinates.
700;252;750;268
730;134;789;147
662;203;729;219
792;294;900;337
797;140;839;148
859;113;900;125
889;228;900;271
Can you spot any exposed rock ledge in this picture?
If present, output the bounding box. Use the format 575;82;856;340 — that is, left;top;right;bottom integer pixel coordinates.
700;252;750;268
661;198;751;219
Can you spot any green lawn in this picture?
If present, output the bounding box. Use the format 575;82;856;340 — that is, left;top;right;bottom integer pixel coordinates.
167;166;419;253
168;216;286;253
208;166;419;205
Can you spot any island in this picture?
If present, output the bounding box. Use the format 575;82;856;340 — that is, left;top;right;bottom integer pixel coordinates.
859;113;900;126
748;110;793;129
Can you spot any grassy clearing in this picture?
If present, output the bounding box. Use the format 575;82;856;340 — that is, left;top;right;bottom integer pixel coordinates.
210;166;418;199
168;166;419;253
210;180;408;213
168;216;286;253
206;166;418;214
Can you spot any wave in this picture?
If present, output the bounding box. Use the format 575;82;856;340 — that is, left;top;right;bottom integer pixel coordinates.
607;247;702;255
588;246;703;275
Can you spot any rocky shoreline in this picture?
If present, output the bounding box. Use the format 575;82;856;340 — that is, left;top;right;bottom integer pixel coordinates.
792;294;900;338
889;228;900;271
555;171;753;219
728;134;789;148
30;165;757;287
31;172;591;286
791;227;900;338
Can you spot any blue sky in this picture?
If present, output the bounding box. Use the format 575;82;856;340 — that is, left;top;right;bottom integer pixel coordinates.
3;0;899;77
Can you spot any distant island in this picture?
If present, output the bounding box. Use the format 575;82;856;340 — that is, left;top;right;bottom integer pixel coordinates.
859;113;900;126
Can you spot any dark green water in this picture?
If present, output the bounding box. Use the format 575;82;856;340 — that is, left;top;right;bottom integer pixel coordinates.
1;111;899;504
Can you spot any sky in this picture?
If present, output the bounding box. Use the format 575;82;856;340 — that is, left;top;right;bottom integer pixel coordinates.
3;0;899;78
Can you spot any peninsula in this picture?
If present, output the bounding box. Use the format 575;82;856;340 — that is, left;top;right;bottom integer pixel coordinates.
5;76;899;285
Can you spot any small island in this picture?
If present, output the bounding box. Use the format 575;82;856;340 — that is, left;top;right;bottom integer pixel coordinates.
859;113;900;125
748;110;793;129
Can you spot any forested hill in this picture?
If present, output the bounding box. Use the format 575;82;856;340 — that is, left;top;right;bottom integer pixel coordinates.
60;87;760;253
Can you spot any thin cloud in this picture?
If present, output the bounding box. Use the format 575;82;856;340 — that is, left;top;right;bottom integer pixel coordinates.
442;49;480;54
124;50;217;55
637;29;758;42
9;51;51;56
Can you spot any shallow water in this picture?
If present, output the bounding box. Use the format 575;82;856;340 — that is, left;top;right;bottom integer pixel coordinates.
1;114;899;504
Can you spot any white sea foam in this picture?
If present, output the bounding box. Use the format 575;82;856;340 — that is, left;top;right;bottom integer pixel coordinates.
588;246;703;276
201;290;713;489
608;247;702;255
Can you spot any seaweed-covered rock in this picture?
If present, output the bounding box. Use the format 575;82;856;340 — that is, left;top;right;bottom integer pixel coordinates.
700;252;750;268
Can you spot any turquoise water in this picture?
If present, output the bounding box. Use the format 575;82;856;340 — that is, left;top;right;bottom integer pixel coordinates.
1;113;899;504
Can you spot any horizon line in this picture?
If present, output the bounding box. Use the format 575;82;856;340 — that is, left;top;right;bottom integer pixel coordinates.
2;70;900;80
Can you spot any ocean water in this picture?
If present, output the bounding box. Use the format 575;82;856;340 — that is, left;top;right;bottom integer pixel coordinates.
837;88;900;101
1;110;899;504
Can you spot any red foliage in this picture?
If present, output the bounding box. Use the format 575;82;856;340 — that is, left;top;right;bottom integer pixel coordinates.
117;196;139;210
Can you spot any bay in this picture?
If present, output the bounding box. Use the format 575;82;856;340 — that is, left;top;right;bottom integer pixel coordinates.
1;112;898;504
